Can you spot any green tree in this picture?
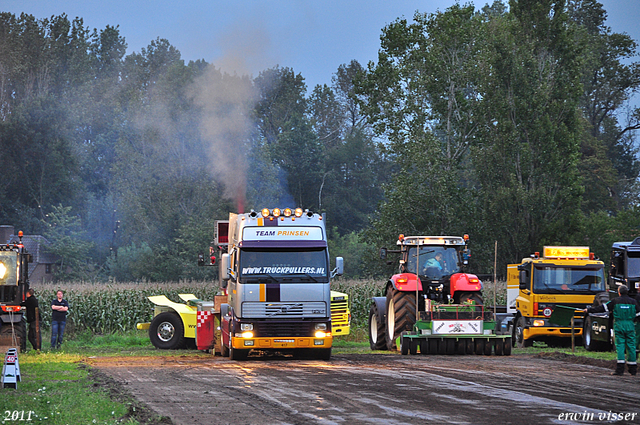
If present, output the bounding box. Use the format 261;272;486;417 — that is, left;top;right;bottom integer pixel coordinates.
42;204;94;281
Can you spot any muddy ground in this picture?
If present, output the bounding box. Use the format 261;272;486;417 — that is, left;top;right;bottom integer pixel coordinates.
90;352;640;425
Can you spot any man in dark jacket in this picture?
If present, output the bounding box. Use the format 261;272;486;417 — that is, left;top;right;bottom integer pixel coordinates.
51;290;69;349
21;288;41;350
586;285;640;375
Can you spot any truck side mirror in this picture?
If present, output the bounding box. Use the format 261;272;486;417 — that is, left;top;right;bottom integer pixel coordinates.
380;248;387;260
221;253;230;281
519;270;528;289
332;257;344;277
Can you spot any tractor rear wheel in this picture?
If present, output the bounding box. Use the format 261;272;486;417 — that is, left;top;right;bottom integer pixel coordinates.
384;287;417;351
368;303;387;350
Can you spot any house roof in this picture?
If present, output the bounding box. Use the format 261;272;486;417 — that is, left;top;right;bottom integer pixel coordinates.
5;234;58;265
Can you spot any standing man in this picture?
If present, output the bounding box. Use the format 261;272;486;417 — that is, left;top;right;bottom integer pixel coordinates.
51;290;69;350
585;285;640;375
21;288;41;350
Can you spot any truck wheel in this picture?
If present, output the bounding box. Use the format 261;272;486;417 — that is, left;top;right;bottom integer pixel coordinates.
515;316;532;348
149;312;185;350
368;303;387;350
314;348;331;360
583;316;608;352
495;339;504;356
385;287;416;351
474;338;485;355
409;341;418;355
456;340;466;355
0;321;26;353
229;343;249;361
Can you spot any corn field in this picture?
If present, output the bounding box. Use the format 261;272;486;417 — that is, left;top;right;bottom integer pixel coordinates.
31;281;220;335
29;279;508;336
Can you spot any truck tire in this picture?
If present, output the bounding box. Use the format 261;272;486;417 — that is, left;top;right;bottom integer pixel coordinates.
385;287;416;351
229;343;249;361
514;316;532;348
465;338;474;354
0;321;26;352
429;338;438;354
149;312;185;350
583;316;609;352
494;339;504;356
314;348;331;360
419;340;429;355
445;338;455;355
368;303;387;350
474;338;485;355
483;339;492;355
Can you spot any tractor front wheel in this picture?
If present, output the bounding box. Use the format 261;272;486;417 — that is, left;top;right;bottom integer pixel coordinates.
384;287;417;351
368;303;387;350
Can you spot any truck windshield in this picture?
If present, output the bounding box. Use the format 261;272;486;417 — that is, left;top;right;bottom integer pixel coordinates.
627;252;640;278
0;251;18;286
406;246;461;279
239;248;329;282
533;265;605;294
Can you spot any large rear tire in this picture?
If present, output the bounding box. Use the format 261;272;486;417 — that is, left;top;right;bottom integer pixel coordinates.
149;312;185;350
0;321;26;353
384;287;417;351
368;303;387;350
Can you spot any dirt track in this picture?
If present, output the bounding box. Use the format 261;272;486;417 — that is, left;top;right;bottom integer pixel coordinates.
92;352;640;425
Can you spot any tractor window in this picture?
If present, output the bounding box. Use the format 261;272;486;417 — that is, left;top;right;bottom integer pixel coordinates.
533;265;605;294
627;251;640;278
0;251;18;286
407;246;462;278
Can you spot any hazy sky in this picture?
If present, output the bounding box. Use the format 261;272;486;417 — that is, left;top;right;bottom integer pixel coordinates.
3;1;639;94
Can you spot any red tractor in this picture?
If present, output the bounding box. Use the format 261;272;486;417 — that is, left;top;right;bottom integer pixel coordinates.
369;235;483;350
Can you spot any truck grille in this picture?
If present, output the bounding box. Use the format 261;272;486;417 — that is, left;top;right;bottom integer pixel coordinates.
253;321;315;337
242;302;327;318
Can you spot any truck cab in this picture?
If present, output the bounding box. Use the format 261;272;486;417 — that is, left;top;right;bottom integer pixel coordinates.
219;207;343;360
610;238;640;296
508;246;605;348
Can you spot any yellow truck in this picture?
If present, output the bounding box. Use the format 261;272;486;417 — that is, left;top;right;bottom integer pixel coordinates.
507;246;606;348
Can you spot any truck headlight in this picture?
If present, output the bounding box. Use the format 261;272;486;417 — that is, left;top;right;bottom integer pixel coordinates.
241;331;254;339
315;331;328;338
240;323;254;331
315;323;327;331
533;320;545;327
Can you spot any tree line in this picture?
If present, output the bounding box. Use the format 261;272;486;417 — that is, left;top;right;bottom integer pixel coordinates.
0;0;639;282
